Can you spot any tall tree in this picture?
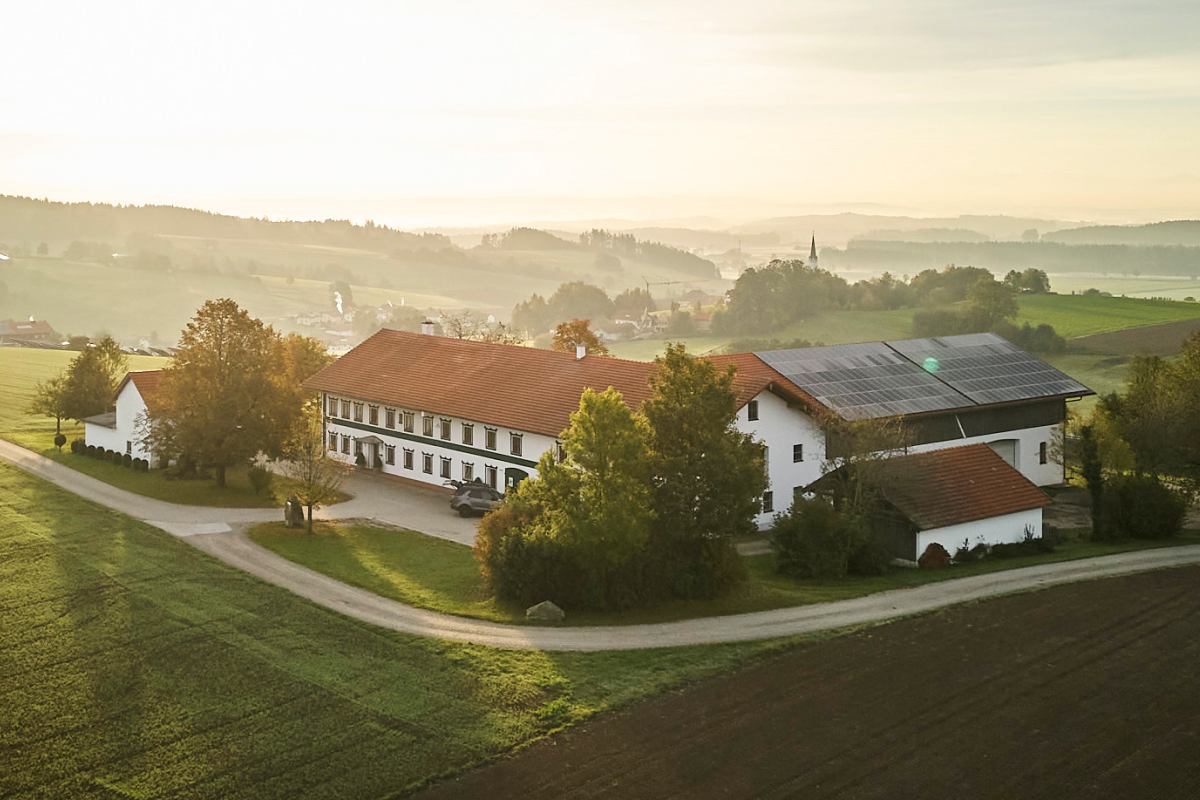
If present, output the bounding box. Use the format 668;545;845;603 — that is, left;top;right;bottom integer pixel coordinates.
147;299;301;488
551;319;608;356
29;372;70;438
61;336;128;422
277;404;349;532
641;343;767;597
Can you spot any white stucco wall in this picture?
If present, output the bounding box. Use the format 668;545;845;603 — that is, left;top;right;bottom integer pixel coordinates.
914;507;1043;562
908;423;1063;487
83;383;157;466
735;389;826;529
323;393;551;493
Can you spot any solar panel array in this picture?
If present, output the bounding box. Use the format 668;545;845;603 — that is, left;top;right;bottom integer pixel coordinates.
885;333;1092;405
756;332;1091;419
756;341;969;419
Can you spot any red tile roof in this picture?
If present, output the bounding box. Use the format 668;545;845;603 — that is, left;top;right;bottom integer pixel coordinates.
707;352;824;414
810;444;1051;530
117;370;164;411
303;331;789;438
0;319;58;337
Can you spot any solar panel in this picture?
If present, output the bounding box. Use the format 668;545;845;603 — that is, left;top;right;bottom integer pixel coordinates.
885;333;1091;405
756;342;971;419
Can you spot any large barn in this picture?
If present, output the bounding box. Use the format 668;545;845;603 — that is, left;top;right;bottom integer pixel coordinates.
303;329;1092;531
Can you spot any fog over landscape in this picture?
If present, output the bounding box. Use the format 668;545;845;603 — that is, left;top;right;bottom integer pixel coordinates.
3;3;1200;800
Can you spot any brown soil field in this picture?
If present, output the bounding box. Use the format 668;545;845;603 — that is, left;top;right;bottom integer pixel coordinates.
418;566;1200;800
1073;317;1200;356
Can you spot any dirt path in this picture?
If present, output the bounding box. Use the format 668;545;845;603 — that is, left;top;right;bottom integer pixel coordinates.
417;565;1200;799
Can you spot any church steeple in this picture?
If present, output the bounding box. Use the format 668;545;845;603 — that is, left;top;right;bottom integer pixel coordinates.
807;233;818;268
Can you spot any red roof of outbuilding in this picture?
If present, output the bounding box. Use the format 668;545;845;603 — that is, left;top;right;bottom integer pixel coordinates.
116;370;165;411
809;444;1052;530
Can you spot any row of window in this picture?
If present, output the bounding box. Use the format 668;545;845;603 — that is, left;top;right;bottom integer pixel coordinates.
326;395;524;455
328;432;502;488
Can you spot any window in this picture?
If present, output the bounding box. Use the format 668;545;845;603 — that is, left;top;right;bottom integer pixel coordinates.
422;453;433;474
485;427;497;450
328;431;337;451
354;439;363;456
354;403;364;422
341;400;351;419
368;405;378;425
386;445;395;466
1039;441;1048;465
403;449;413;470
747;400;759;421
403;411;414;433
793;443;803;462
341;435;350;455
385;408;395;429
510;432;523;456
423;415;434;437
126;441;132;454
440;418;451;440
327;395;337;416
556;441;565;463
462;462;474;482
762;491;774;513
440;457;452;479
462;424;474;446
485;465;497;489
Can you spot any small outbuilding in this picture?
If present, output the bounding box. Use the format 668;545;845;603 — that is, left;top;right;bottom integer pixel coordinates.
806;443;1053;561
83;370;164;467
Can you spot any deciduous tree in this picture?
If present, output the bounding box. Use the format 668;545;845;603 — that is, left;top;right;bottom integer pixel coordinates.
61;336;128;422
29;372;69;437
641;343;767;597
277;404;349;532
551;318;608;356
146;299;304;489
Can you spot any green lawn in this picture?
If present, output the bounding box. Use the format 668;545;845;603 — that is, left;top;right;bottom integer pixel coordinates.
247;520;1200;627
1015;294;1200;338
0;462;795;798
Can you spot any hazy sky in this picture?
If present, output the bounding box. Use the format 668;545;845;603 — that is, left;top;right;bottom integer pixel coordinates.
3;0;1198;225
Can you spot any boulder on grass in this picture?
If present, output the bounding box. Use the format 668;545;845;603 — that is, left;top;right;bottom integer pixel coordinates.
526;601;565;622
918;542;953;569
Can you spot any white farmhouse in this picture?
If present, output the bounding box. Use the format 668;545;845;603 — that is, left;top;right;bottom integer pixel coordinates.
303;329;1092;534
83;370;163;466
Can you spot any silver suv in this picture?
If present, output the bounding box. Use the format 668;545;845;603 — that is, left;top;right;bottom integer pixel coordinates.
449;481;504;517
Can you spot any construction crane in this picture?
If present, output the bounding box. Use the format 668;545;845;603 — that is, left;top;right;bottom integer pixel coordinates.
642;275;682;298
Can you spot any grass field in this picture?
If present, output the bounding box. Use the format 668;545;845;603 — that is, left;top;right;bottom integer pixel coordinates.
247;520;1200;627
0;462;796;798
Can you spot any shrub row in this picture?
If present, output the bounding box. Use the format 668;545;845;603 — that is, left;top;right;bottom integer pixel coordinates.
70;439;149;471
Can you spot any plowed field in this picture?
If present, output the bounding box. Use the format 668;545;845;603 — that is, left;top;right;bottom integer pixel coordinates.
419;566;1200;800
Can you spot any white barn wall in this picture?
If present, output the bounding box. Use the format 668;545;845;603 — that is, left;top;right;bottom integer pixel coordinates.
914;508;1043;562
735;389;825;529
83;383;157;466
908;423;1062;487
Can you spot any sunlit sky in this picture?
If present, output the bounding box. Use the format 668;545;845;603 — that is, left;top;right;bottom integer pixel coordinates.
3;0;1199;226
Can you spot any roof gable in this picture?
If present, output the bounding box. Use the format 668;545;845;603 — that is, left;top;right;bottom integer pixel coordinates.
809;444;1052;530
115;370;164;411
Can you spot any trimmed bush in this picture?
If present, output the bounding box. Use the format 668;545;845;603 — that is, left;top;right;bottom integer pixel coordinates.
248;465;273;496
355;452;367;468
54;433;67;450
772;499;886;579
1102;474;1188;540
122;453;133;468
106;450;117;463
86;444;96;458
71;438;84;454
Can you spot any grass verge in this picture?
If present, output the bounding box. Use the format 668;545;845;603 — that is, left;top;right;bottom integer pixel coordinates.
247;521;1200;627
0;461;798;798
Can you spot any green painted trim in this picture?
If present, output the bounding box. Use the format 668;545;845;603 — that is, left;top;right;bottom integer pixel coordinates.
328;416;539;469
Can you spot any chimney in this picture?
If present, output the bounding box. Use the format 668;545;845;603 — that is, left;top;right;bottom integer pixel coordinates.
420;320;435;336
575;343;587;360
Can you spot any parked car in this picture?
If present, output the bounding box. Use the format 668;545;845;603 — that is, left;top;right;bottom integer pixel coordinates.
448;481;504;517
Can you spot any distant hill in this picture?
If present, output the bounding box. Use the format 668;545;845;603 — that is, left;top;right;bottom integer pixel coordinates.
0;195;450;253
854;228;992;244
1044;220;1200;246
822;240;1200;278
736;213;1076;246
